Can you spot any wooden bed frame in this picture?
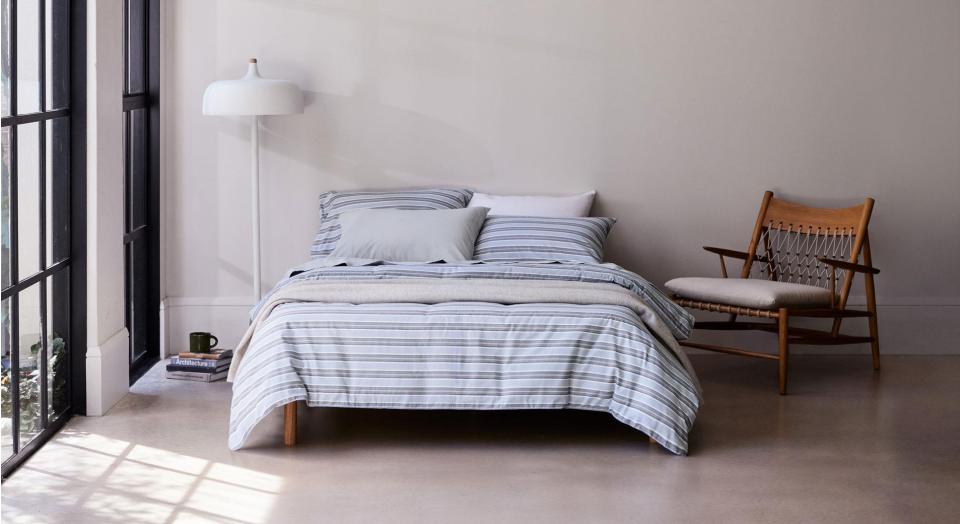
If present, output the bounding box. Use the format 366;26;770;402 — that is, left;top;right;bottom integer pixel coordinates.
276;192;879;446
280;400;660;447
284;402;298;446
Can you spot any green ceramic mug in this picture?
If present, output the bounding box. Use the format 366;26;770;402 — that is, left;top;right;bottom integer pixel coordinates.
189;332;218;354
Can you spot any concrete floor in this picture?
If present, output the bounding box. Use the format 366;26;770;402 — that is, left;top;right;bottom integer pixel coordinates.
2;355;959;524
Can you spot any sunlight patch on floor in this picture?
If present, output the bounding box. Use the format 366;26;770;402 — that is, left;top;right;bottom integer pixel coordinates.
3;429;284;524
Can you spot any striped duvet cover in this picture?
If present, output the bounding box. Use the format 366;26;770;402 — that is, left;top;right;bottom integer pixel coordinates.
229;262;700;455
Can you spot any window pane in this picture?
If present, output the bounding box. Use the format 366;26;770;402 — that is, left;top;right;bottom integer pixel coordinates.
16;0;41;114
45;0;69;110
129;108;147;228
1;126;10;288
1;0;11;117
128;240;148;363
1;297;13;461
47;272;68;419
17;122;40;279
17;283;42;446
45;117;69;266
122;112;129;231
125;0;145;94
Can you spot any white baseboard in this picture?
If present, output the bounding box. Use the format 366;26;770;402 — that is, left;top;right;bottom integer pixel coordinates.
159;299;960;357
86;327;130;416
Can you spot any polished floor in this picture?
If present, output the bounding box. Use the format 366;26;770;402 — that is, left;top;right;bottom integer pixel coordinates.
2;355;959;523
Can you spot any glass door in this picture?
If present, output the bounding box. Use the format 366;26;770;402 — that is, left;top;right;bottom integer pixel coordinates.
123;0;159;382
2;0;85;476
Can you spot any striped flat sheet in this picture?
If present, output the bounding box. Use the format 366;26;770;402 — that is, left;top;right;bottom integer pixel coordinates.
231;262;699;455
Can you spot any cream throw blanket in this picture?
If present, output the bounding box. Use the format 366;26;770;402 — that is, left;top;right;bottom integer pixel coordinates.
228;279;699;391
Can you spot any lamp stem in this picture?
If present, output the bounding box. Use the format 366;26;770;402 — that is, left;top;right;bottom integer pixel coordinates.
251;115;262;300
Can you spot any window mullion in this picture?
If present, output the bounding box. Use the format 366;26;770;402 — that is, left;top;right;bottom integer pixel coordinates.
122;0;128;95
7;0;18;435
9;0;17;116
1;109;71;127
1;259;70;300
37;0;49;430
38;0;46;111
39;279;48;429
140;0;148;94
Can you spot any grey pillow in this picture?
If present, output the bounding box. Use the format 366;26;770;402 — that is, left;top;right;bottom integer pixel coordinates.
329;207;490;262
310;188;474;257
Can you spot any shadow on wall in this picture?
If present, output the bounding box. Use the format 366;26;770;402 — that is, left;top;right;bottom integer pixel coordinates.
208;88;496;191
206;86;497;286
197;0;618;292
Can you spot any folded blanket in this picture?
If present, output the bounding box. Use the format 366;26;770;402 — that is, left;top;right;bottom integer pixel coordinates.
256;261;696;342
228;278;699;394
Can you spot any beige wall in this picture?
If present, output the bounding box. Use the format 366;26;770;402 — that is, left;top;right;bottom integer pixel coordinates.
163;0;960;353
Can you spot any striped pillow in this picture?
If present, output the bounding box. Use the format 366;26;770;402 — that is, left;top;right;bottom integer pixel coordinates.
473;216;616;264
311;188;473;257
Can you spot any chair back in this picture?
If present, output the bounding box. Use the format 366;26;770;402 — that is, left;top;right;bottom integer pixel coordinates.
741;191;874;308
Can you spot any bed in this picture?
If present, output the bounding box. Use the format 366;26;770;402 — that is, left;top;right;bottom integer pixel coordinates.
227;260;701;455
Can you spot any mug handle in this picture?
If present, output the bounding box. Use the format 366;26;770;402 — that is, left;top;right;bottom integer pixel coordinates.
208;334;218;350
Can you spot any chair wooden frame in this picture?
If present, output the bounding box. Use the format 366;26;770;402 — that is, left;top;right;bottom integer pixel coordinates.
672;191;880;394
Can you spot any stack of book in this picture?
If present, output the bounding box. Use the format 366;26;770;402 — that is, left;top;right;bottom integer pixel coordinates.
165;349;233;382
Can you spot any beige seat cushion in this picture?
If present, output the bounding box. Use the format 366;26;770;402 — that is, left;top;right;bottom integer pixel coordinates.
665;277;832;310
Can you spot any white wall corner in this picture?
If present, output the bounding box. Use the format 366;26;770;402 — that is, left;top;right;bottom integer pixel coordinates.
163;297;254;357
158;0;169;321
86;0;128;414
86;328;130;416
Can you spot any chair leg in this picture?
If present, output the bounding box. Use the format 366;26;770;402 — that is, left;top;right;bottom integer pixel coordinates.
865;273;881;371
778;308;789;395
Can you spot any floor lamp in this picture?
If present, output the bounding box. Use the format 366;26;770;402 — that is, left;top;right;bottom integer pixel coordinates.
202;59;304;300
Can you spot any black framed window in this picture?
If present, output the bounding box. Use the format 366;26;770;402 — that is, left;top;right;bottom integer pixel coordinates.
2;0;86;477
123;0;159;383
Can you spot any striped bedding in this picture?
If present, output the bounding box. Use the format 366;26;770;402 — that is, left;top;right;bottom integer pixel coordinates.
311;189;474;257
473;216;617;264
229;261;700;455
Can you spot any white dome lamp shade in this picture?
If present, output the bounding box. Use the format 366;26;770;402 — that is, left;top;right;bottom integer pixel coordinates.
202;58;303;115
202;59;304;299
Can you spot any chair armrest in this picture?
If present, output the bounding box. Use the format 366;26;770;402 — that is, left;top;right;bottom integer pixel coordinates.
817;257;880;275
703;246;767;279
703;246;765;262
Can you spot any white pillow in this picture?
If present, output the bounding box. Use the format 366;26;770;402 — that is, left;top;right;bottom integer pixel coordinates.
329;207;490;262
467;190;596;217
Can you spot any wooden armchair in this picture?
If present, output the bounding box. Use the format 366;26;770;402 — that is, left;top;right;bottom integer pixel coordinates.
666;191;880;394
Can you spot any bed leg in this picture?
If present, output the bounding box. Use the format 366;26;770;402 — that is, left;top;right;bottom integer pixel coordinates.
284;401;298;447
648;435;656;446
